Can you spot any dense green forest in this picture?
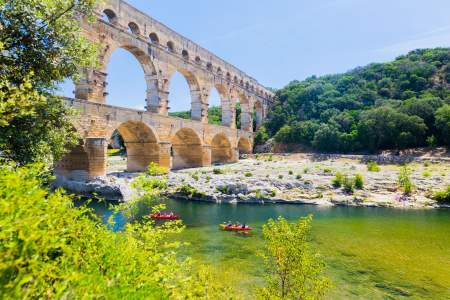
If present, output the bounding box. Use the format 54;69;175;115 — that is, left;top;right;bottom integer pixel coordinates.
262;48;450;152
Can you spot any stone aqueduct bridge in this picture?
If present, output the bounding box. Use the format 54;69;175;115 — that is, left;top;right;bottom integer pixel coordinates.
56;0;274;181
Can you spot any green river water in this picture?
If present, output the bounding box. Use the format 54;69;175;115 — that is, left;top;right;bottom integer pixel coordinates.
89;199;450;299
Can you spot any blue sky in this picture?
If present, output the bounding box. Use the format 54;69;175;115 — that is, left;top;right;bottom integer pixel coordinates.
60;0;450;111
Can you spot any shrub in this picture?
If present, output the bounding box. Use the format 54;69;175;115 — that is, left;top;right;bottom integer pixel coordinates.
267;154;273;162
289;170;294;175
147;162;169;176
343;175;355;194
398;164;414;195
259;216;330;299
422;170;431;177
433;186;450;204
213;168;224;175
354;174;364;189
191;173;199;181
303;168;309;174
268;190;277;197
178;184;205;198
332;172;344;188
0;164;184;299
323;168;333;174
245;172;253;177
278;174;284;179
367;161;380;172
296;174;302;180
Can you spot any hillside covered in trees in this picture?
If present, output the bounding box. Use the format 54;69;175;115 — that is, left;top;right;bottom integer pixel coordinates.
261;48;450;152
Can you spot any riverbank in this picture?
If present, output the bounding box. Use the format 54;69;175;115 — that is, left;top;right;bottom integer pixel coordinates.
58;153;450;209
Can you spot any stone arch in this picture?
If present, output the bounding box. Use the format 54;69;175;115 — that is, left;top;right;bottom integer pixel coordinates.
182;49;189;60
167;41;175;52
149;32;159;44
211;133;234;164
128;22;140;35
238;137;252;155
102;9;118;24
195;56;202;64
167;68;203;120
115;121;160;172
206;62;213;71
101;45;157;109
212;84;234;127
171;128;203;169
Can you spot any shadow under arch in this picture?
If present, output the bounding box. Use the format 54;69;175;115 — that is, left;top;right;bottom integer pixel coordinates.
238;137;252;155
171;128;203;169
211;133;234;164
115;121;160;172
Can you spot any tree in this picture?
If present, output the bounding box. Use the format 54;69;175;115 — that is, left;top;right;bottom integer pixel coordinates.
259;216;331;299
435;104;450;146
0;0;98;164
255;125;270;145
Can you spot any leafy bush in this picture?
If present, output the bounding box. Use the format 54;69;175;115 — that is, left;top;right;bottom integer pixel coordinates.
147;162;168;176
323;168;333;173
343;175;355;194
244;172;253;177
289;170;294;175
191;173;199;181
178;184;205;198
354;174;364;189
398;164;414;195
259;216;330;299
254;125;270;145
0;164;188;299
296;174;302;180
433;186;450;204
278;174;284;179
422;170;431;177
213;168;224;175
332;172;344;188
367;161;381;172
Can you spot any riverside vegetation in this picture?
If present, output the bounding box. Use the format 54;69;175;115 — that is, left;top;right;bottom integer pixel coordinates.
0;163;330;299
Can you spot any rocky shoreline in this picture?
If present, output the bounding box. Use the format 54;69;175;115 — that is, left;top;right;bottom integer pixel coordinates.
56;153;450;209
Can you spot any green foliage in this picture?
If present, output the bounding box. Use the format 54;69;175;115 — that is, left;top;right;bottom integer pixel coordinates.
191;173;199;181
0;164;185;299
147;162;169;176
244;172;253;177
398;164;414;195
267;154;274;161
332;172;344;188
288;170;294;175
354;173;364;189
342;175;355;194
435;104;450;146
367;161;381;172
323;167;333;173
213;168;225;175
433;186;450;204
426;135;437;147
255;125;270;145
422;170;431;177
296;174;302;180
0;0;99;165
278;174;284;179
169;106;222;125
259;216;331;299
265;48;450;152
178;184;206;198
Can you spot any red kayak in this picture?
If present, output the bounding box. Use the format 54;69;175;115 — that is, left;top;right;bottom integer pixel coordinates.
219;224;253;231
150;213;180;220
